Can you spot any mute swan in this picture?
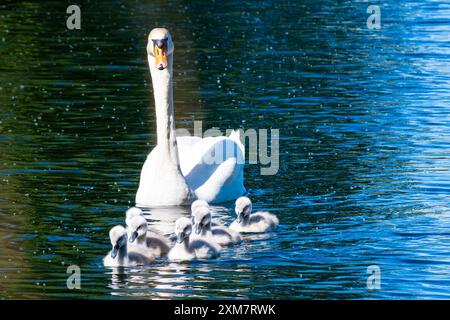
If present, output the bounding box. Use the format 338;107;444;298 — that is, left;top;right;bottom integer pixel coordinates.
125;207;172;256
168;217;220;261
191;204;242;246
229;197;279;233
103;225;154;267
135;28;246;207
127;215;170;258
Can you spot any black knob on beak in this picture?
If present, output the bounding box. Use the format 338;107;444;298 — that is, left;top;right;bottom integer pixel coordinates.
153;39;166;49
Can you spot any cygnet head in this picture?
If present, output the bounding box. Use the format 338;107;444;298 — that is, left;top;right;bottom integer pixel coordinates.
191;199;209;214
125;207;143;226
128;215;148;243
109;225;127;258
147;28;174;71
192;206;212;235
174;217;192;244
235;196;253;224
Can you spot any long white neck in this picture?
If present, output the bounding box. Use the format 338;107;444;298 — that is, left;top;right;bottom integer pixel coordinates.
135;53;194;206
148;54;179;164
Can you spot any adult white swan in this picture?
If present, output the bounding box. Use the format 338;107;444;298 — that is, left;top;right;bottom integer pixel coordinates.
136;28;246;207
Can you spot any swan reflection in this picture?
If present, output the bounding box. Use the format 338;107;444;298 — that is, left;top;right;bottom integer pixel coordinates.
107;262;214;299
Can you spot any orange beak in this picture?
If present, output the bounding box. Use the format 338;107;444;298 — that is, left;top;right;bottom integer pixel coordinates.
154;46;168;70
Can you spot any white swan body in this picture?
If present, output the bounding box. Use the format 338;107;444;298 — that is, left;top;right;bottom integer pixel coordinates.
103;225;154;267
135;28;245;207
177;133;245;203
125;207;172;256
168;217;219;261
229;197;279;233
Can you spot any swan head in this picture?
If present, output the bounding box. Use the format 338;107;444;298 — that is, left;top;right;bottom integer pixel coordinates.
192;206;212;235
125;207;143;226
147;28;174;71
127;215;148;243
235;196;252;224
191;200;209;214
174;217;192;244
109;225;127;258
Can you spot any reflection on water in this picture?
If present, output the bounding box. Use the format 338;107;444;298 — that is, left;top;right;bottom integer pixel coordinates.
141;207;189;236
107;264;216;299
1;0;450;299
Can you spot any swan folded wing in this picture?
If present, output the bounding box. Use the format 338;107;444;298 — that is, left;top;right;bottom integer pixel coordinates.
177;135;245;203
177;130;243;170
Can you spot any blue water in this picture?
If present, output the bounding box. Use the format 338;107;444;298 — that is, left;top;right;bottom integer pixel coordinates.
0;0;450;299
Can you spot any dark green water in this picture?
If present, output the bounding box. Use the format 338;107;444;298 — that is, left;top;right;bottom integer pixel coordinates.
1;0;450;299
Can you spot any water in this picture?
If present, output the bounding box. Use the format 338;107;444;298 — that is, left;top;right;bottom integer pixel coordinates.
1;0;450;299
